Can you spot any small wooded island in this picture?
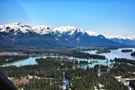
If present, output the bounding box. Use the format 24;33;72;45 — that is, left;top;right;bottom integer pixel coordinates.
131;51;135;56
121;49;133;52
96;49;111;54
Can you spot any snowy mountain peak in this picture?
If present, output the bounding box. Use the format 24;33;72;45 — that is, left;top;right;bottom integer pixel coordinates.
0;22;30;33
53;26;86;35
86;31;99;36
32;25;52;35
12;22;21;25
0;23;51;35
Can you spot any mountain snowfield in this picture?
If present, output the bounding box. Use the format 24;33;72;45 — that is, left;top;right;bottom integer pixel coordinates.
86;31;99;36
0;23;134;48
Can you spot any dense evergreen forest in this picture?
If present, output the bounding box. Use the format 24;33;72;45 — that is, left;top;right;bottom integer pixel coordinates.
65;65;129;90
114;58;135;65
0;56;131;90
110;63;135;78
18;79;62;90
67;73;128;90
0;57;71;79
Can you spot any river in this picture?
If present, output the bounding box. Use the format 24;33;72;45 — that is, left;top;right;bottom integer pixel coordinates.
1;48;134;68
84;48;135;60
1;56;114;69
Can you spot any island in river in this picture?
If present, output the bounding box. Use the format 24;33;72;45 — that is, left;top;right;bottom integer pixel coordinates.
121;49;133;53
131;51;135;56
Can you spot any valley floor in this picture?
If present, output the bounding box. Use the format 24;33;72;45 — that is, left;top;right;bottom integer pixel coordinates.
0;50;135;90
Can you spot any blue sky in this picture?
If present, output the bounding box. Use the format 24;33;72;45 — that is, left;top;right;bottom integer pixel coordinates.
0;0;135;36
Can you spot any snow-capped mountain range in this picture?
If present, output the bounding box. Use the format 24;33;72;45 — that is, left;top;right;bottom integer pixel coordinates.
0;23;85;36
105;35;135;40
85;30;135;46
0;23;134;48
86;30;135;40
0;22;134;40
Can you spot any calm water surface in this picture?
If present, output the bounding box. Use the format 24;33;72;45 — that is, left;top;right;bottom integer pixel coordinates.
84;48;135;60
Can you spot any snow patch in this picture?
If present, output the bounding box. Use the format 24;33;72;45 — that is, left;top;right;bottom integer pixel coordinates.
86;31;99;36
105;35;135;40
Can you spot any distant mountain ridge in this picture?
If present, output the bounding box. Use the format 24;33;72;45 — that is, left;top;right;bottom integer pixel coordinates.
0;23;132;48
86;31;135;46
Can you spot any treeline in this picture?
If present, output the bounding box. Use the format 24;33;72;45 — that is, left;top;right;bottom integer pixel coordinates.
61;51;106;59
121;49;133;52
0;56;29;65
129;80;135;90
1;49;106;59
114;58;135;65
96;49;111;54
79;61;88;64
